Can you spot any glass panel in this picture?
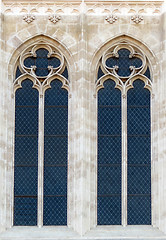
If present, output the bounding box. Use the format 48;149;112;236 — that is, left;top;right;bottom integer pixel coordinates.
15;66;22;79
49;57;61;68
14;197;37;226
97;66;104;80
14;79;38;226
98;80;121;225
23;48;63;78
44;80;68;225
127;79;151;225
61;67;69;79
105;48;143;77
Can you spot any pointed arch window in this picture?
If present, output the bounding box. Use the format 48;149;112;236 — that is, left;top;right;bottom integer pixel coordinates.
96;43;152;225
13;44;69;226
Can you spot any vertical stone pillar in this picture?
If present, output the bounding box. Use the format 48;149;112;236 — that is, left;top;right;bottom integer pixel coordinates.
159;5;166;233
69;12;91;235
0;0;6;232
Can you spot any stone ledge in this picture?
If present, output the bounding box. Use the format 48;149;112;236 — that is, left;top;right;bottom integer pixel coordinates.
0;226;166;240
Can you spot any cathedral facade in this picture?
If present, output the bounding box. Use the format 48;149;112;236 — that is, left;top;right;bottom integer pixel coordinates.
0;0;166;239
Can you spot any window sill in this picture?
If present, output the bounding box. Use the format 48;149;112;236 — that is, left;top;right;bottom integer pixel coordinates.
0;225;166;240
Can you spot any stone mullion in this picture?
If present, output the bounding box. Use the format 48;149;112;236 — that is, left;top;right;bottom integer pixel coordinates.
37;92;45;227
121;91;128;227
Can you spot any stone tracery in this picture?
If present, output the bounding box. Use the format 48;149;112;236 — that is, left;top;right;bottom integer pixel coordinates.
14;41;70;93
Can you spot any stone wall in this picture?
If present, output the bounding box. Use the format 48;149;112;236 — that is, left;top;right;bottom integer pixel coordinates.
0;0;166;238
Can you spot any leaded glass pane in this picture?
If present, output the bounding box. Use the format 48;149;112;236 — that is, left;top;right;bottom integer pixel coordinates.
98;80;121;225
14;79;38;226
43;80;68;226
127;79;151;225
105;48;142;77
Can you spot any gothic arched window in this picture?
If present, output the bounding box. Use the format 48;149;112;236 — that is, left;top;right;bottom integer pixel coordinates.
14;43;69;226
96;43;152;225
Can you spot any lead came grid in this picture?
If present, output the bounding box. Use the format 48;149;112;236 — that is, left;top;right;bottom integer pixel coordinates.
97;80;122;225
14;80;38;226
43;80;68;225
127;80;151;225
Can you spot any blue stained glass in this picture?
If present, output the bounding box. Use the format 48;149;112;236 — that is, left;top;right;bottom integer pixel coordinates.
15;66;22;79
98;166;121;195
97;196;121;225
24;57;35;68
127;80;150;106
15;80;38;106
98;79;121;225
131;57;142;68
98;108;121;135
98;136;121;164
127;107;150;135
14;197;37;226
128;166;151;194
144;66;151;79
44;167;67;195
14;79;38;226
118;48;130;57
106;58;117;68
14;167;38;196
98;80;121;106
43;197;67;226
62;67;69;80
23;48;63;78
127;196;151;225
62;67;69;79
97;66;105;80
49;57;61;68
36;57;48;68
35;68;49;77
127;79;151;225
36;48;48;57
44;79;68;226
128;136;151;164
44;108;68;135
15;107;38;135
105;48;142;77
15;137;38;165
44;137;67;165
45;80;68;106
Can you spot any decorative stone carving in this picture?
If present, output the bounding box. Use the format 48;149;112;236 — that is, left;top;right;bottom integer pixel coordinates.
105;15;118;24
23;14;35;24
14;41;69;92
3;2;162;16
96;42;152;92
131;15;143;24
48;15;61;24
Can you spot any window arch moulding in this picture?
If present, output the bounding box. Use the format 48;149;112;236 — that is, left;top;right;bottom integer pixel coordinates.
12;42;70;228
95;41;157;229
14;41;70;94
